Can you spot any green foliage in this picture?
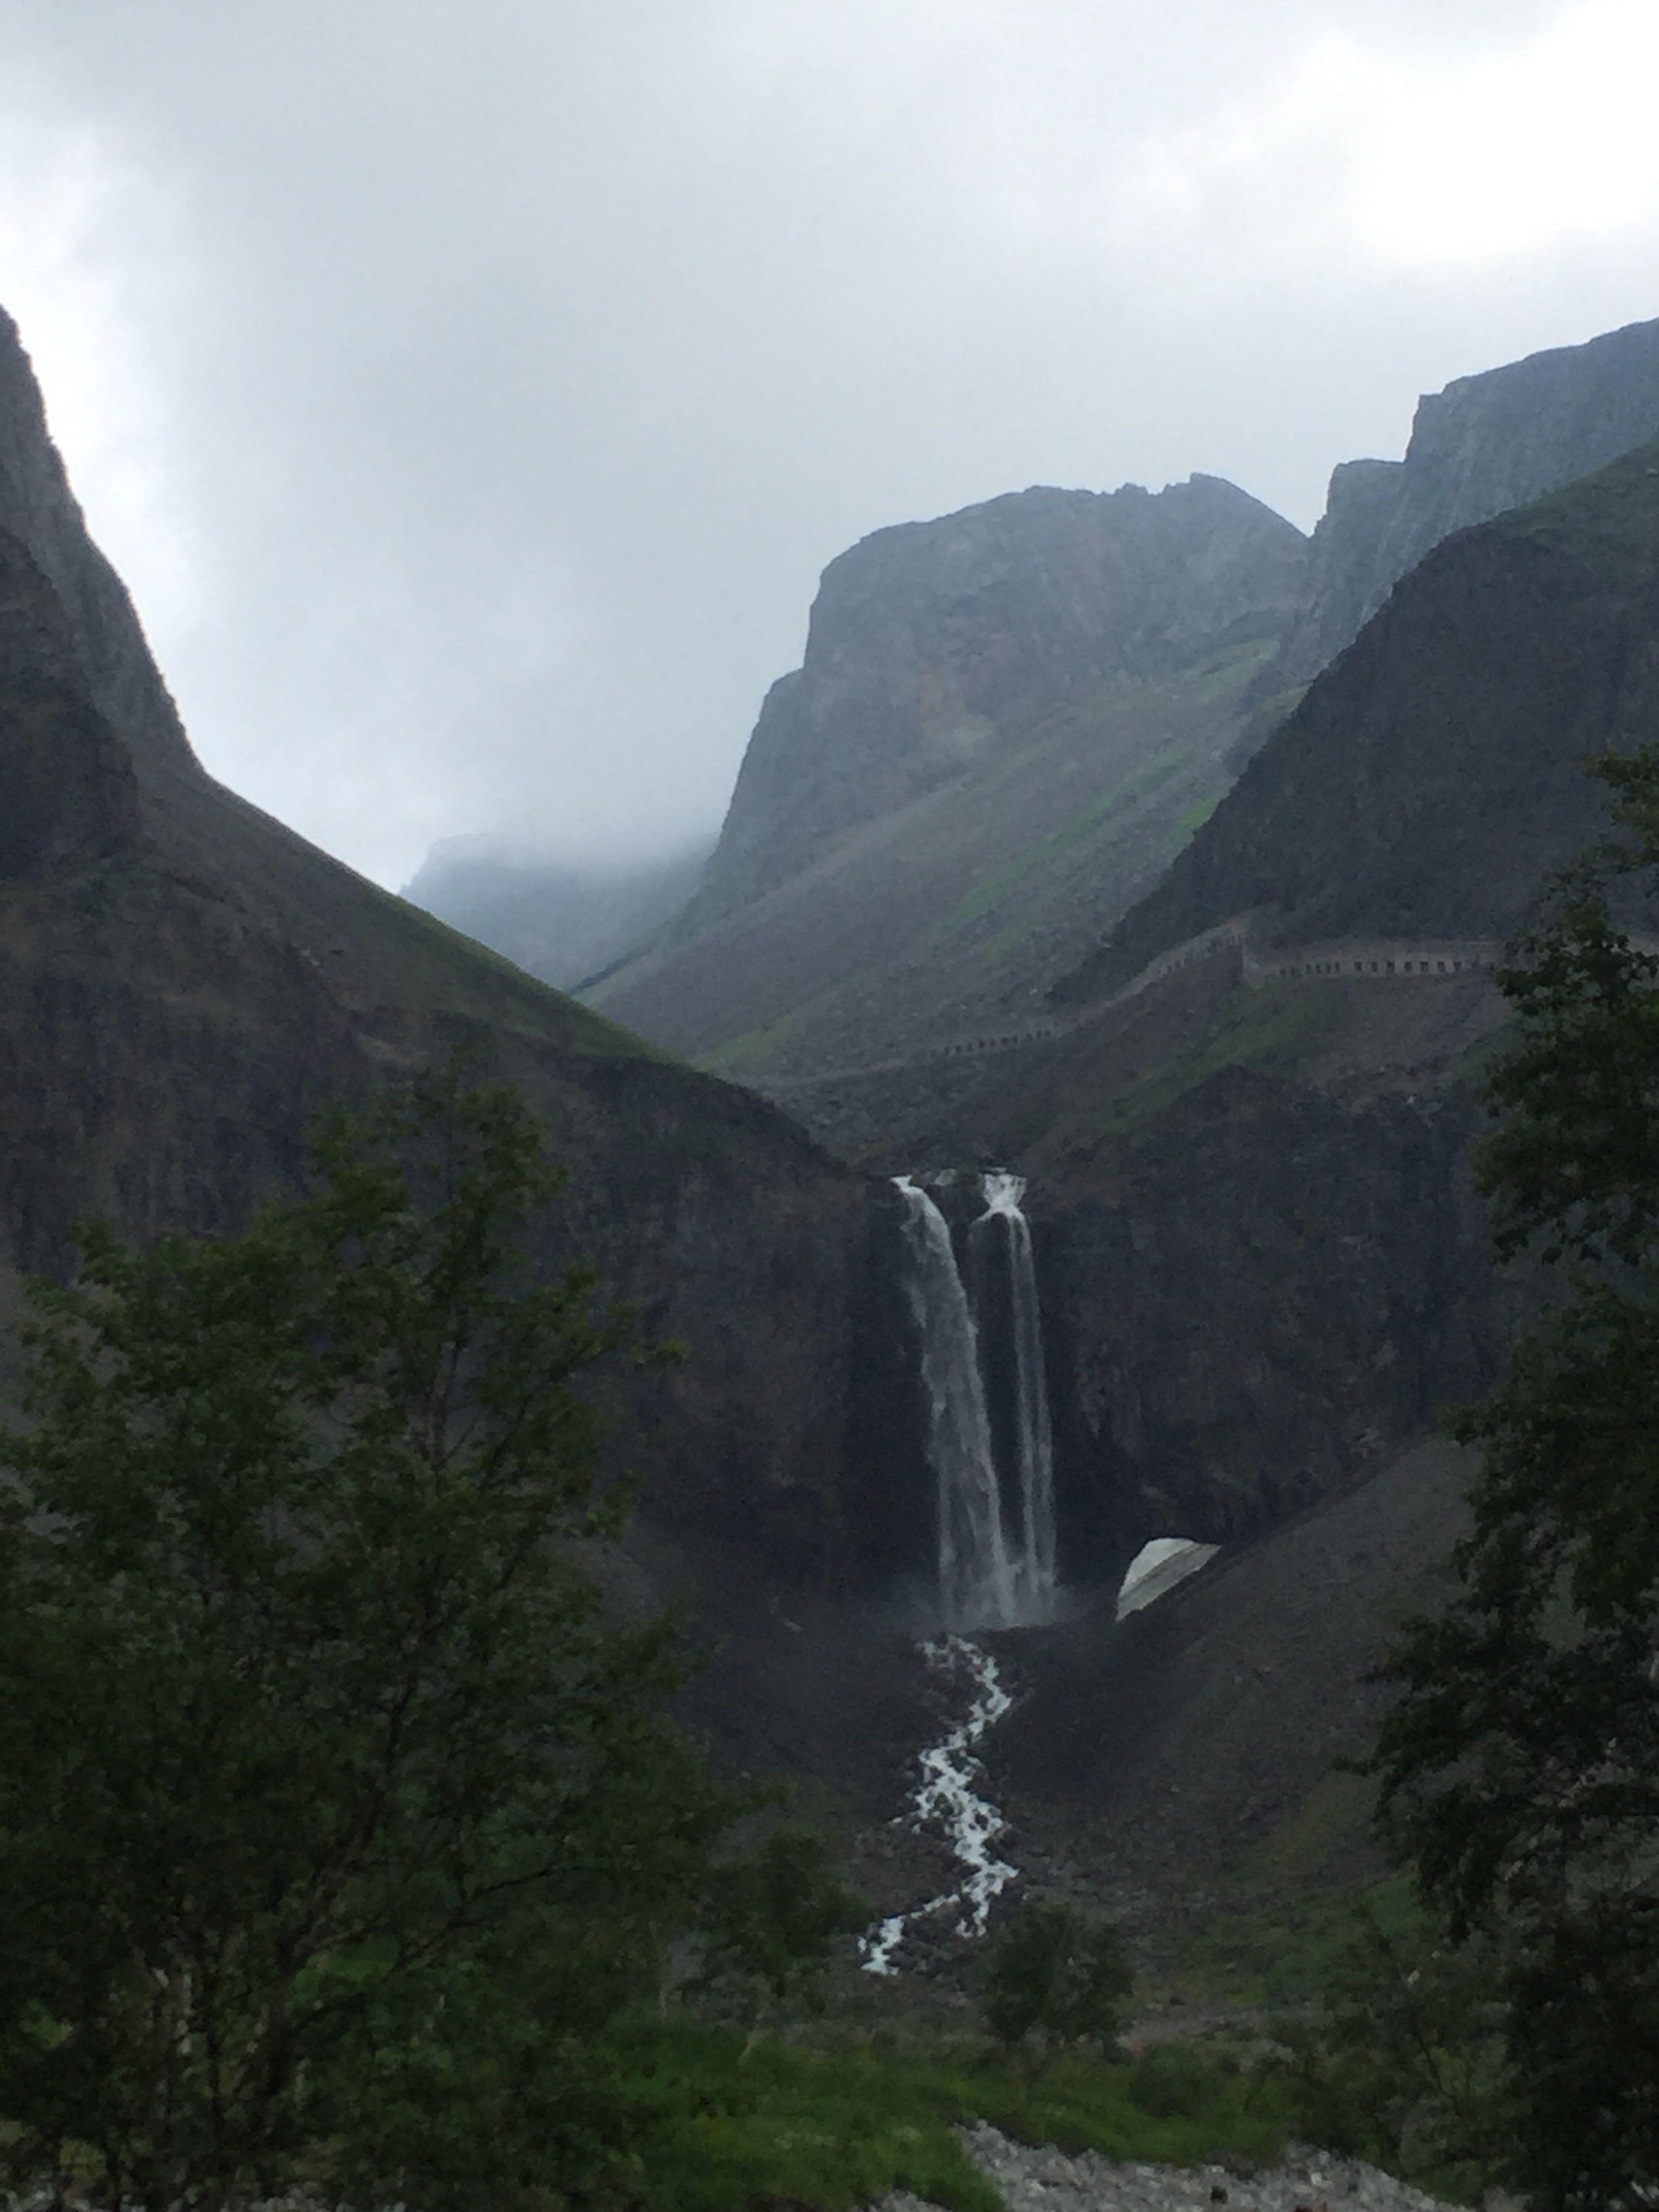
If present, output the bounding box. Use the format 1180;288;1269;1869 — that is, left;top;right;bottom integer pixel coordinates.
1126;2041;1242;2121
1157;792;1222;853
1265;1895;1506;2196
1368;745;1659;2208
0;1066;729;2209
981;1901;1133;2057
693;1824;867;2019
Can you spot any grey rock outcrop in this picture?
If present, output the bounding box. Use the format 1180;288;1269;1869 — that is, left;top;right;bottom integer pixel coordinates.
896;2123;1462;2212
591;478;1308;1076
1273;313;1659;691
705;476;1308;913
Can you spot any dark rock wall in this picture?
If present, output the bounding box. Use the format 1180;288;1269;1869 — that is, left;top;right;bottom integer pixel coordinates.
1061;437;1659;1000
1040;1070;1497;1586
0;309;201;796
0;527;142;878
0;306;920;1606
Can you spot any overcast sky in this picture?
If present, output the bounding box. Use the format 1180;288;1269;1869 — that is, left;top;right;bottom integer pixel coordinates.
1;0;1656;889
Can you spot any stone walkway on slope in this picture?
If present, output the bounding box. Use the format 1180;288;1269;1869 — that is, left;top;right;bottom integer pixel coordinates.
879;2125;1462;2212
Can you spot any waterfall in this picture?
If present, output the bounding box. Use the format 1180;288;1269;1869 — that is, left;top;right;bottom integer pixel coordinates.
973;1172;1057;1622
892;1177;1016;1630
893;1171;1058;1629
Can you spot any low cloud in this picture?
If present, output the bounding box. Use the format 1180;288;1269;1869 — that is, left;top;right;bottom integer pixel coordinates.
0;0;1652;885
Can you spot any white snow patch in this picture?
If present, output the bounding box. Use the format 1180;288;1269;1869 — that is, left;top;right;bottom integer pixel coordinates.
1116;1537;1219;1618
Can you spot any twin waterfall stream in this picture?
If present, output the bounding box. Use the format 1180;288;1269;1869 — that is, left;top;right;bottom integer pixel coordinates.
894;1171;1057;1632
862;1170;1057;1975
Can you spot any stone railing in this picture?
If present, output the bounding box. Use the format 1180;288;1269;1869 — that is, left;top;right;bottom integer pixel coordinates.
739;922;1659;1097
1243;937;1503;987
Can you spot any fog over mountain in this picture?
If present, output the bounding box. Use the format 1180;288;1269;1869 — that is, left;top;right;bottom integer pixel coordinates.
1;1;1657;888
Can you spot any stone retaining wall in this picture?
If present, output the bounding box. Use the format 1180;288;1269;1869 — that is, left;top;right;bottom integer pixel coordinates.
745;924;1659;1097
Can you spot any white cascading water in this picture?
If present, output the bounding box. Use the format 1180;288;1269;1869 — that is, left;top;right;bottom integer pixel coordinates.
973;1172;1057;1623
859;1636;1017;1975
893;1176;1017;1631
864;1179;1059;1975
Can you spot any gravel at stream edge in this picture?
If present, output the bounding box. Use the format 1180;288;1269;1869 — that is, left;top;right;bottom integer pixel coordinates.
876;2124;1465;2212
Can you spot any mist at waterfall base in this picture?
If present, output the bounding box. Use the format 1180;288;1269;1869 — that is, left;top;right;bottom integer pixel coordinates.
892;1172;1058;1633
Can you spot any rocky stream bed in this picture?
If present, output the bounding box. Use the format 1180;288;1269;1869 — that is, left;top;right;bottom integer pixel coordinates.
879;2125;1466;2212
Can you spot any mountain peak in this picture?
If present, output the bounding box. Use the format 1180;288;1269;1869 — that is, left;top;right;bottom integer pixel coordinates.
710;475;1307;912
1271;314;1659;691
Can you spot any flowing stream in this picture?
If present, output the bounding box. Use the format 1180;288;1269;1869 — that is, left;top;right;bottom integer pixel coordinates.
859;1636;1017;1975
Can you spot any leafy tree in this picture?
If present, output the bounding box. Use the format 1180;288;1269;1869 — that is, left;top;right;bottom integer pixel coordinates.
1267;1893;1506;2184
693;1824;866;2024
1369;747;1659;2208
0;1067;731;2210
980;1899;1132;2059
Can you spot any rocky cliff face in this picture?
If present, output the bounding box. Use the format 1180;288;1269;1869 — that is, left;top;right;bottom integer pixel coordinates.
1271;314;1659;694
705;477;1309;912
0;522;141;876
1059;434;1659;1003
0;307;926;1608
590;478;1307;1076
1038;1062;1496;1583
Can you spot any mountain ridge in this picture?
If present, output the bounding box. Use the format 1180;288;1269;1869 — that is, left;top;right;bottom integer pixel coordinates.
1058;432;1659;1005
588;473;1308;1076
1269;312;1659;697
0;307;932;1627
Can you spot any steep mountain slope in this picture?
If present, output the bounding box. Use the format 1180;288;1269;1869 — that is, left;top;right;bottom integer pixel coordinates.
404;830;714;989
855;443;1659;1930
0;306;921;1607
588;477;1308;1076
939;451;1659;1582
1269;312;1659;697
1059;435;1659;1004
989;1435;1476;1944
20;286;1659;1938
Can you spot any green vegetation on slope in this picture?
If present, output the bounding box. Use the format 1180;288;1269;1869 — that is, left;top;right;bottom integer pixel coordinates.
363;881;668;1059
613;2020;1297;2212
927;741;1197;945
1038;981;1342;1157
